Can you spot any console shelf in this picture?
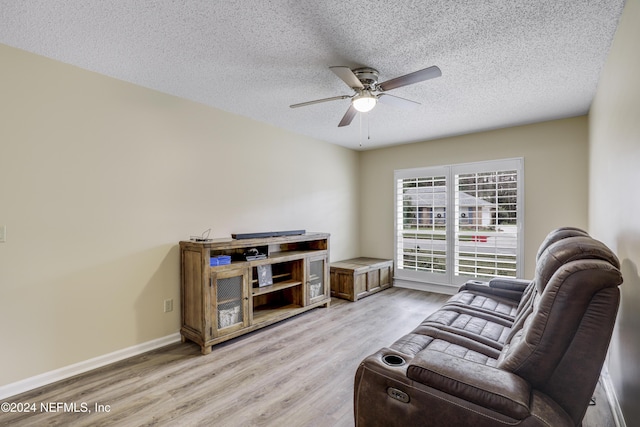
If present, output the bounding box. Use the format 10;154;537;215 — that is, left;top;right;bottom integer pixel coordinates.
253;303;304;324
251;280;302;296
180;232;330;354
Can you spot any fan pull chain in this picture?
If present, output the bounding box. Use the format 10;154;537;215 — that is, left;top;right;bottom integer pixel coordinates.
359;113;363;147
357;112;372;148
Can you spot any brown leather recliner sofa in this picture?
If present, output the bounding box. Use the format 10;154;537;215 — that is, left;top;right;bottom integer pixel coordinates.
354;228;623;427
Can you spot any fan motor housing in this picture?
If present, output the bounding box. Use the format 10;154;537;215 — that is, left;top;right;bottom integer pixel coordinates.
352;67;379;88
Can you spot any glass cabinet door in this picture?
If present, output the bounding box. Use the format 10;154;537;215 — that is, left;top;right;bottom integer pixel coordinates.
213;269;248;334
307;256;327;303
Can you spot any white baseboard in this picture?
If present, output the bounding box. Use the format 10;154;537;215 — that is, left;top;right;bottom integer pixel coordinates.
600;368;627;427
0;333;181;400
394;277;458;295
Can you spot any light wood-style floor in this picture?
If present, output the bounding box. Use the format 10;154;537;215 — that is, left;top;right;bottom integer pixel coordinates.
2;288;615;427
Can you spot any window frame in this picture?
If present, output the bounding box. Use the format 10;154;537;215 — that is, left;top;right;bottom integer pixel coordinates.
394;158;524;290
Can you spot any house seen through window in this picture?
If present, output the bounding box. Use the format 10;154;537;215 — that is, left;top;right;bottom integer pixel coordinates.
394;158;523;287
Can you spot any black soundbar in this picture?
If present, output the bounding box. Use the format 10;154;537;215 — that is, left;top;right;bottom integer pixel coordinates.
231;230;306;240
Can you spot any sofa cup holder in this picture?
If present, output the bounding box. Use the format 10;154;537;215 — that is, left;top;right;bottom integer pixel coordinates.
382;354;406;367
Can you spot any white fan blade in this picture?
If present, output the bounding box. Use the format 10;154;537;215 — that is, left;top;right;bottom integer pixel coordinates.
330;66;364;89
290;95;350;108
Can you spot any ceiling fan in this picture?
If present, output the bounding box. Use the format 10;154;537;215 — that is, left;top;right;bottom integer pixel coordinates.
290;65;442;127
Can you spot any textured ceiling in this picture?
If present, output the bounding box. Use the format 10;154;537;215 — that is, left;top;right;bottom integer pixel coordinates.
0;0;625;150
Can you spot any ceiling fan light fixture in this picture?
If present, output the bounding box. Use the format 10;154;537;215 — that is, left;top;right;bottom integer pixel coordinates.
352;91;377;113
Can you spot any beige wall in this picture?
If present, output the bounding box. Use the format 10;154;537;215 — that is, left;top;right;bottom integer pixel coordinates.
0;44;360;386
359;116;589;280
589;0;640;425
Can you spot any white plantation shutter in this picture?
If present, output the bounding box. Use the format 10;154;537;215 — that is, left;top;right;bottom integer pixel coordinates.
395;159;523;288
395;168;449;284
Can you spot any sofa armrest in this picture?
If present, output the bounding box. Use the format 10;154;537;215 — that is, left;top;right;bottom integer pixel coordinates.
458;278;531;302
407;349;532;419
488;277;531;292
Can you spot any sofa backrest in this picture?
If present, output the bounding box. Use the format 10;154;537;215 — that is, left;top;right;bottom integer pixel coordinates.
509;231;610;336
497;238;623;424
506;237;621;344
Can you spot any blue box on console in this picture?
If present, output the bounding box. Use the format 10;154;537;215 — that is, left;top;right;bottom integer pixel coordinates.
210;255;231;266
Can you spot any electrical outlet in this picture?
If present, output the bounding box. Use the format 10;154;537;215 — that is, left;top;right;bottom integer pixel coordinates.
0;225;5;243
163;299;173;313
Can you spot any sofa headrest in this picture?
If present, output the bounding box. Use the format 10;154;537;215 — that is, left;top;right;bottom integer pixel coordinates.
535;227;589;261
534;236;620;294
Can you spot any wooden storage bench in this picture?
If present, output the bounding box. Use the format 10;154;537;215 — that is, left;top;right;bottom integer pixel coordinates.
330;257;393;301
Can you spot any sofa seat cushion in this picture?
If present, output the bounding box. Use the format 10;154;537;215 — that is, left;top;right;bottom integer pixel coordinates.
389;328;501;364
391;334;499;367
446;291;519;321
420;307;513;350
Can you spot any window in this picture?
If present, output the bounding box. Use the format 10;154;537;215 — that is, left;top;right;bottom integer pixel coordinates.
394;158;523;288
